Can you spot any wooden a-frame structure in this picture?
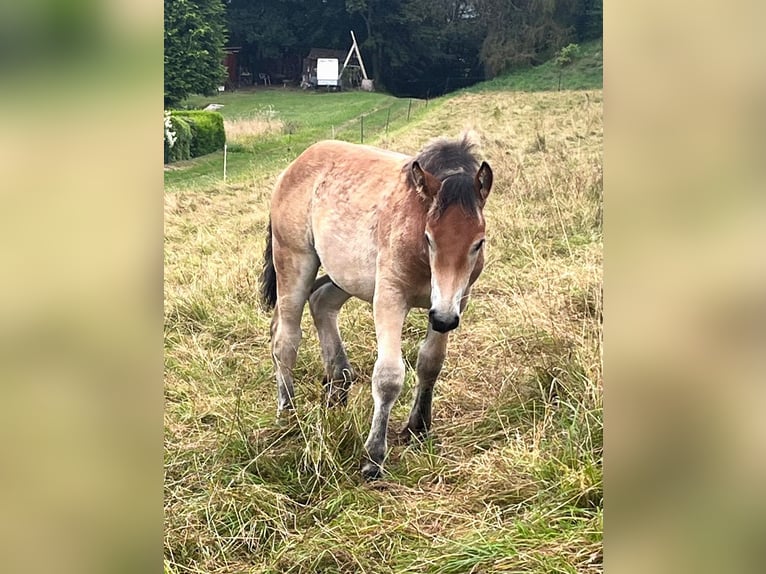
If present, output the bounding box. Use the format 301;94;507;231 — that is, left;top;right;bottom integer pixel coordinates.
338;31;373;90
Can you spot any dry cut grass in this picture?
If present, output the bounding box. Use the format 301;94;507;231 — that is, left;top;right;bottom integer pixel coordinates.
164;89;603;573
224;108;284;145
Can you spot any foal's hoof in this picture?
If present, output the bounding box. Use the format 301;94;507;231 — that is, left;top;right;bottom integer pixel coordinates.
361;460;384;481
397;425;429;445
276;408;298;426
325;388;349;408
322;372;353;407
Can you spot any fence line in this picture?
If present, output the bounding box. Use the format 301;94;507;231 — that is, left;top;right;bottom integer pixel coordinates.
328;97;429;145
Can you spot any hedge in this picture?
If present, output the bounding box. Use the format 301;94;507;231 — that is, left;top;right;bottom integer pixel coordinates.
166;116;192;162
171;110;225;158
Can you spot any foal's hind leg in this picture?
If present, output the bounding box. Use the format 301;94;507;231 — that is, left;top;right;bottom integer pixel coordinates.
399;325;449;441
309;276;354;406
271;244;319;414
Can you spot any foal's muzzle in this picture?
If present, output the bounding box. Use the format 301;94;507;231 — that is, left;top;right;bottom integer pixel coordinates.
429;309;460;333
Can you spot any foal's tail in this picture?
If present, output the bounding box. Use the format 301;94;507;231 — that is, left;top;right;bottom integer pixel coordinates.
260;219;277;310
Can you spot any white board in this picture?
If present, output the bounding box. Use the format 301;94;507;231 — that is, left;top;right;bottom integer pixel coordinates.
317;58;339;86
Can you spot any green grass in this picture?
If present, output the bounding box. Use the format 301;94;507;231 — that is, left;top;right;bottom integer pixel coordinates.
165;89;434;191
165;77;603;573
465;39;603;93
165;40;602;190
183;89;398;121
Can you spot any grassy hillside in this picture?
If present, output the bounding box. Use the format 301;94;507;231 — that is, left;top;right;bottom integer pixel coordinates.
165;84;603;572
467;39;603;93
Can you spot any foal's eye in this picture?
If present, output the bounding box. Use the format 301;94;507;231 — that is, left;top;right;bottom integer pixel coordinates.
472;239;485;253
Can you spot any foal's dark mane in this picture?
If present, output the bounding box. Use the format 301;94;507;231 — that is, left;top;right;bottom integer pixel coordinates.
405;133;481;217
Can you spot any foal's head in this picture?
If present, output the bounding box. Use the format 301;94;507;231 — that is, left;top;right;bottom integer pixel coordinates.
411;160;493;333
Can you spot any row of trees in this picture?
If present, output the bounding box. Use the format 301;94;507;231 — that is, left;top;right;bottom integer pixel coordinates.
165;0;601;105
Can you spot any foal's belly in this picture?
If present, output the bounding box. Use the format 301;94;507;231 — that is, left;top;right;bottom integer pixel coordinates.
317;248;377;303
312;221;378;303
311;212;433;307
318;259;431;309
315;241;433;309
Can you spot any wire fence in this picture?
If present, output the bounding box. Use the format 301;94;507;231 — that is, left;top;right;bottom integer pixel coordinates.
210;96;434;186
327;97;430;144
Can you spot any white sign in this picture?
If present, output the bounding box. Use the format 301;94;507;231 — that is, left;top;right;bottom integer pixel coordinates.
317;58;339;86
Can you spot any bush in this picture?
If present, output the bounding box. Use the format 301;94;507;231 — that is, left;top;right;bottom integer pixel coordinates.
171;110;225;158
167;116;192;162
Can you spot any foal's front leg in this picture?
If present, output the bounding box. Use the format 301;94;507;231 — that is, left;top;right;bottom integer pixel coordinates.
361;291;408;480
400;325;448;441
400;290;471;441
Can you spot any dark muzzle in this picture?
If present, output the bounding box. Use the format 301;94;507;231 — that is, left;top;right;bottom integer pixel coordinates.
428;309;460;333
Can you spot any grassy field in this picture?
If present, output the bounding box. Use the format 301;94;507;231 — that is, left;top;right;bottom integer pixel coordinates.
165;90;434;192
165;80;603;571
165;39;600;192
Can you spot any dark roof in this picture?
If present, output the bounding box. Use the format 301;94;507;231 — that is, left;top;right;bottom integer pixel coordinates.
306;48;346;61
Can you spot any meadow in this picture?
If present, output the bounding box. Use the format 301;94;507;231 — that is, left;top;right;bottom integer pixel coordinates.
164;90;434;192
165;69;603;572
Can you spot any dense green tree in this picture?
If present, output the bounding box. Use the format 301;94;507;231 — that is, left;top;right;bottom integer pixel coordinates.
478;0;568;75
576;0;603;41
164;0;228;107
344;0;484;95
383;0;485;96
226;0;299;57
226;0;354;81
476;0;600;76
345;0;391;87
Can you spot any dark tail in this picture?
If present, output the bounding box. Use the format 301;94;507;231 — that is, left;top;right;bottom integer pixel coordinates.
260;219;277;310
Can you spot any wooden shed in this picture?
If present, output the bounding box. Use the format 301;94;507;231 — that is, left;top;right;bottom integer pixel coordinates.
223;47;243;88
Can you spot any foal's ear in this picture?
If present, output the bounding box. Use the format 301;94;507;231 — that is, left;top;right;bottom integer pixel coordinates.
475;161;493;204
411;161;440;201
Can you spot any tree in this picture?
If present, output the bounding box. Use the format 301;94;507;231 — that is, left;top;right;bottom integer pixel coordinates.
226;0;354;84
345;0;484;96
164;0;228;107
345;0;392;87
554;42;580;90
477;0;582;77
